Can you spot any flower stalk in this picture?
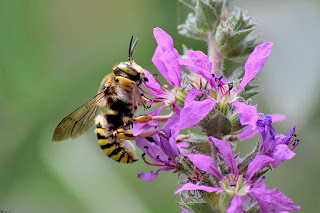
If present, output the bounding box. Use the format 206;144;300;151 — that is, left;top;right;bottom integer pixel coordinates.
208;34;223;77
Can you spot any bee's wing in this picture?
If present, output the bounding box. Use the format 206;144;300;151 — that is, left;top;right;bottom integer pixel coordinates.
52;91;106;141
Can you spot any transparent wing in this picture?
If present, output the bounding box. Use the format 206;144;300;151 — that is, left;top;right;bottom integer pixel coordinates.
52;91;106;141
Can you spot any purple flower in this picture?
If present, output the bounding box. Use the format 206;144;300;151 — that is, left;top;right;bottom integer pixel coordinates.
257;116;298;168
175;138;300;212
136;126;181;182
177;42;273;131
141;27;183;103
133;28;183;135
238;114;286;141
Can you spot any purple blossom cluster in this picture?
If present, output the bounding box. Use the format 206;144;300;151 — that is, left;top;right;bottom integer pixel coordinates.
133;28;300;212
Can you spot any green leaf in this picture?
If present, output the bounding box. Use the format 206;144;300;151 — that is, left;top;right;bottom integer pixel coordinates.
229;28;255;47
178;13;209;40
221;58;244;78
195;0;219;32
180;202;219;213
215;6;259;59
178;0;197;9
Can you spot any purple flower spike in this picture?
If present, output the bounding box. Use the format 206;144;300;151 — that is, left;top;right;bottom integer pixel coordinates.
236;42;273;95
152;27;182;87
180;88;217;129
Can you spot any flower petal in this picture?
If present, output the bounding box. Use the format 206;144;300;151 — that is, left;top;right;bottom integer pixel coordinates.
272;144;296;168
177;141;189;155
163;104;181;131
238;126;258;141
178;50;215;87
239;114;286;141
156;130;179;159
249;187;300;212
236;42;273;94
282;125;296;145
180;88;217;129
209;137;237;175
153;27;174;51
269;114;286;122
226;195;243;213
245;155;274;182
137;166;172;182
175;182;223;194
160;51;182;87
187;154;222;179
152;27;181;87
136;137;168;163
232;102;259;130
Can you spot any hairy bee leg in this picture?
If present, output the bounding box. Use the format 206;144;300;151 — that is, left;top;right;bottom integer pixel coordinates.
113;128;136;140
122;115;152;126
132;115;153;122
113;127;162;140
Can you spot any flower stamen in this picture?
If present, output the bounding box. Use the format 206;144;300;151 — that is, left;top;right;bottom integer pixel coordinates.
153;73;171;92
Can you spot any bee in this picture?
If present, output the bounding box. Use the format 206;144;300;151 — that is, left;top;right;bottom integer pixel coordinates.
52;37;149;163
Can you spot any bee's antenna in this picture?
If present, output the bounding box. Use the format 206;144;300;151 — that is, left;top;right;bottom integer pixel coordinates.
129;36;134;61
129;36;139;63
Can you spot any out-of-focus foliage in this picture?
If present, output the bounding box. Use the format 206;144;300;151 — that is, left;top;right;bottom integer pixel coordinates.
0;0;319;212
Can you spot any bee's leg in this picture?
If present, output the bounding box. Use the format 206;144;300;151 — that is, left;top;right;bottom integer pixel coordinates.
123;115;152;125
113;128;136;140
132;115;153;122
113;127;161;140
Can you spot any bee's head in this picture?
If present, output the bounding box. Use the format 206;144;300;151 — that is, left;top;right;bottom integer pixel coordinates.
112;36;148;84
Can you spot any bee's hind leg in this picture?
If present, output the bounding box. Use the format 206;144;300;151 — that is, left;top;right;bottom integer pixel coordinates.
113;128;136;140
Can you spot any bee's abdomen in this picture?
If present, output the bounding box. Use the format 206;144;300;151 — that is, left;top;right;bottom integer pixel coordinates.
95;115;137;163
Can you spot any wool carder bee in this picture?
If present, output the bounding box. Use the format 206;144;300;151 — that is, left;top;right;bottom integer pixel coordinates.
52;37;151;163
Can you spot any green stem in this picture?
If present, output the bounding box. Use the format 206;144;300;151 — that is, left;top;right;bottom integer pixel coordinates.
208;33;223;77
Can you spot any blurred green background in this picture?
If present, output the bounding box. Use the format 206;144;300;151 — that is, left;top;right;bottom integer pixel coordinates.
0;0;319;212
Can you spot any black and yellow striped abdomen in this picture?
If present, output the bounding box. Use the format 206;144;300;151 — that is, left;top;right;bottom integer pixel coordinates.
95;115;137;163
